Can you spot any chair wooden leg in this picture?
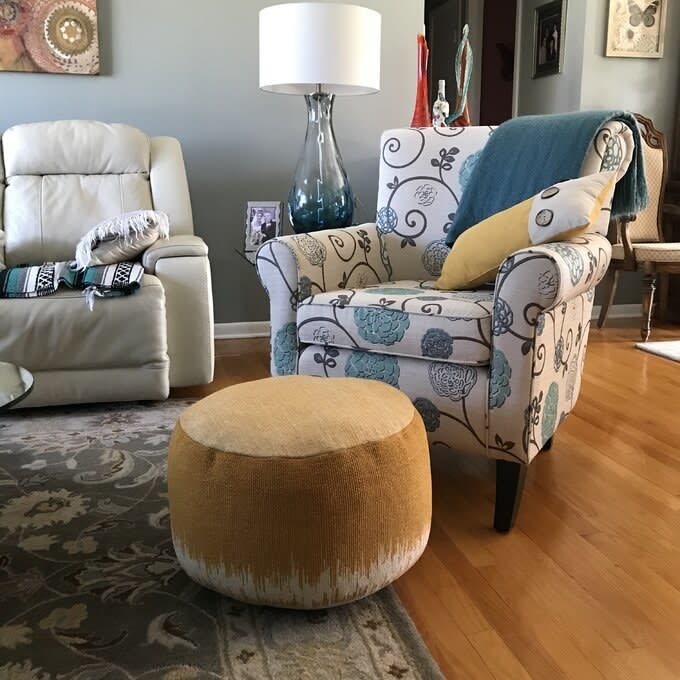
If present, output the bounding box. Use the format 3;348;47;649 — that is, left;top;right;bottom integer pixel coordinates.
494;460;527;533
658;273;670;322
641;272;657;342
597;268;619;329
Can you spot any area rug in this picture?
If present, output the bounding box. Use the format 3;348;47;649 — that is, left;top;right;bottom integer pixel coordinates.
0;401;443;680
635;340;680;362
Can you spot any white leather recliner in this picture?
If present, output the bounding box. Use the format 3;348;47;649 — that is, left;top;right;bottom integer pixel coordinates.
0;120;214;407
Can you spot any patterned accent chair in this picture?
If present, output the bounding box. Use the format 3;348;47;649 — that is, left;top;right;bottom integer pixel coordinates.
257;123;636;531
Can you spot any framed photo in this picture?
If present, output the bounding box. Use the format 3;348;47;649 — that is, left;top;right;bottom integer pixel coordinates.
605;0;666;58
244;201;283;263
533;0;567;78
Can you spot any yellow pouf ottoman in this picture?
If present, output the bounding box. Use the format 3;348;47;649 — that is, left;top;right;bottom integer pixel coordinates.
168;375;432;609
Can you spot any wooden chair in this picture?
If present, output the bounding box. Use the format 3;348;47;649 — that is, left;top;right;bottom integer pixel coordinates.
597;113;680;340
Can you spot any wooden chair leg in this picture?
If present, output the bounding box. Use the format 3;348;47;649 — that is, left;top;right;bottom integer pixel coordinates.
641;272;657;342
597;268;619;329
494;460;527;533
658;273;670;322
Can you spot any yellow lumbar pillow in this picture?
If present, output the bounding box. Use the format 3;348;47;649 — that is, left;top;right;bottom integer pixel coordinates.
435;171;617;290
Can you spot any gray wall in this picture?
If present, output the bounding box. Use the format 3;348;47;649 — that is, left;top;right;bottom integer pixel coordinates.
580;0;680;150
0;0;423;323
516;0;587;116
515;0;679;306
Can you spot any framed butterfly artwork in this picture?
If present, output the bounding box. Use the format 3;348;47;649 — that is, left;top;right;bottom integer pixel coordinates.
606;0;667;58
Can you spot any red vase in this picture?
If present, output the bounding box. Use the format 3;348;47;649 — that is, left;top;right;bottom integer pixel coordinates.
410;34;431;128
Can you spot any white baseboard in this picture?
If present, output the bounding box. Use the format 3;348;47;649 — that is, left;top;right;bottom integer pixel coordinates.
214;321;270;339
215;304;640;340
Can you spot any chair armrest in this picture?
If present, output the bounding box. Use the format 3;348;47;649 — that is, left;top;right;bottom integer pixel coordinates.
487;234;611;464
143;235;209;273
256;223;392;376
493;234;612;326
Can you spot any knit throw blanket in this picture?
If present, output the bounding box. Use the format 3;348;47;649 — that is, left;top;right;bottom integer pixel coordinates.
445;110;649;246
0;261;144;309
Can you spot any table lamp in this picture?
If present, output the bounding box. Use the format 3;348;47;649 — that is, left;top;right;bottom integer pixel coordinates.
259;3;381;233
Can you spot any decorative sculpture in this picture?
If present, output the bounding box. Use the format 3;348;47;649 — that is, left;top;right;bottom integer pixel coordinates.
446;24;473;127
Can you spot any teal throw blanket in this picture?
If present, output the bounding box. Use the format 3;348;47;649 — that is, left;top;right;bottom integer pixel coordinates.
445;111;648;246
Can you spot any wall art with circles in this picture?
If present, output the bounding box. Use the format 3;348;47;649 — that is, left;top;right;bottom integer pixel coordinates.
0;0;99;75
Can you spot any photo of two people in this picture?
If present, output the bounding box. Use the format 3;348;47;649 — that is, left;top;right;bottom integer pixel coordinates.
244;201;283;263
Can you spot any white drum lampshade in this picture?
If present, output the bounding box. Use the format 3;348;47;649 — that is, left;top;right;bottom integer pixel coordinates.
259;3;381;95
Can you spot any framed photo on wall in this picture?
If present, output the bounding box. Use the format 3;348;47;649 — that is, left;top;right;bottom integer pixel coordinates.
605;0;666;58
244;201;283;264
533;0;567;78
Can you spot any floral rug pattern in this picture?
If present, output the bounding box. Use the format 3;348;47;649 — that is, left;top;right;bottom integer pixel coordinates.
0;402;443;680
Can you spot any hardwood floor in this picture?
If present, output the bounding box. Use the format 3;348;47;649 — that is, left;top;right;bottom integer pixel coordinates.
174;323;680;679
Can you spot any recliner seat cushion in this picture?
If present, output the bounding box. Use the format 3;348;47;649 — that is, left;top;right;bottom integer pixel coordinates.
0;274;167;372
297;281;493;366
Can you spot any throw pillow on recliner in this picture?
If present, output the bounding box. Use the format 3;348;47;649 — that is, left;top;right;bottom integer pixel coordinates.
74;210;170;270
435;171;617;291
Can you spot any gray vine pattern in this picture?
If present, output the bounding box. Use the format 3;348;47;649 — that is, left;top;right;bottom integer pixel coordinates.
257;125;628;464
0;403;444;680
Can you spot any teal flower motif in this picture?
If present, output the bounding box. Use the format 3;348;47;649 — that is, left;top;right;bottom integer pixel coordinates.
566;356;579;402
345;351;400;387
492;298;513;336
601;135;623;171
421;328;453;359
377;206;398;234
535;314;546;336
428;363;477;401
422;240;450;277
553;336;565;372
499;256;515;274
544;243;585;286
292;234;327;266
273;322;297;375
414;398;440;432
541;382;559;446
459;150;482;192
489;349;512;409
354;307;410;346
290;275;313;309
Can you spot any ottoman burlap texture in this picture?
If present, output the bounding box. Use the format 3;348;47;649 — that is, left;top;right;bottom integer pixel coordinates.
168;375;432;609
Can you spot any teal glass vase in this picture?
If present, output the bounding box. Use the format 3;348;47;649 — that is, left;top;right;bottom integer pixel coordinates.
288;92;354;233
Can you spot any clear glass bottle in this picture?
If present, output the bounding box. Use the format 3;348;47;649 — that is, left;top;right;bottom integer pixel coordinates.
432;80;450;128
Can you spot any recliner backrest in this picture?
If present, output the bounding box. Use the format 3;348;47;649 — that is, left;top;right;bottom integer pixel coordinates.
0;120;194;267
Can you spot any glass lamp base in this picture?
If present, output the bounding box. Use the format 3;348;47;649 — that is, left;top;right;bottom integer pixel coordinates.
288;92;354;233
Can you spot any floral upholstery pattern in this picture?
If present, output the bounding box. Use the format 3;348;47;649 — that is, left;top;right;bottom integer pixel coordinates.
299;345;490;460
297;281;494;365
257;125;631;467
257;225;391;377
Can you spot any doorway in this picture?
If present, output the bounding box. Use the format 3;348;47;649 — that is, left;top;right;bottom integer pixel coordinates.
425;0;517;125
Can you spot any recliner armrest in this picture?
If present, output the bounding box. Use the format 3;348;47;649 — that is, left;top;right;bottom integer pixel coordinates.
143;234;208;273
